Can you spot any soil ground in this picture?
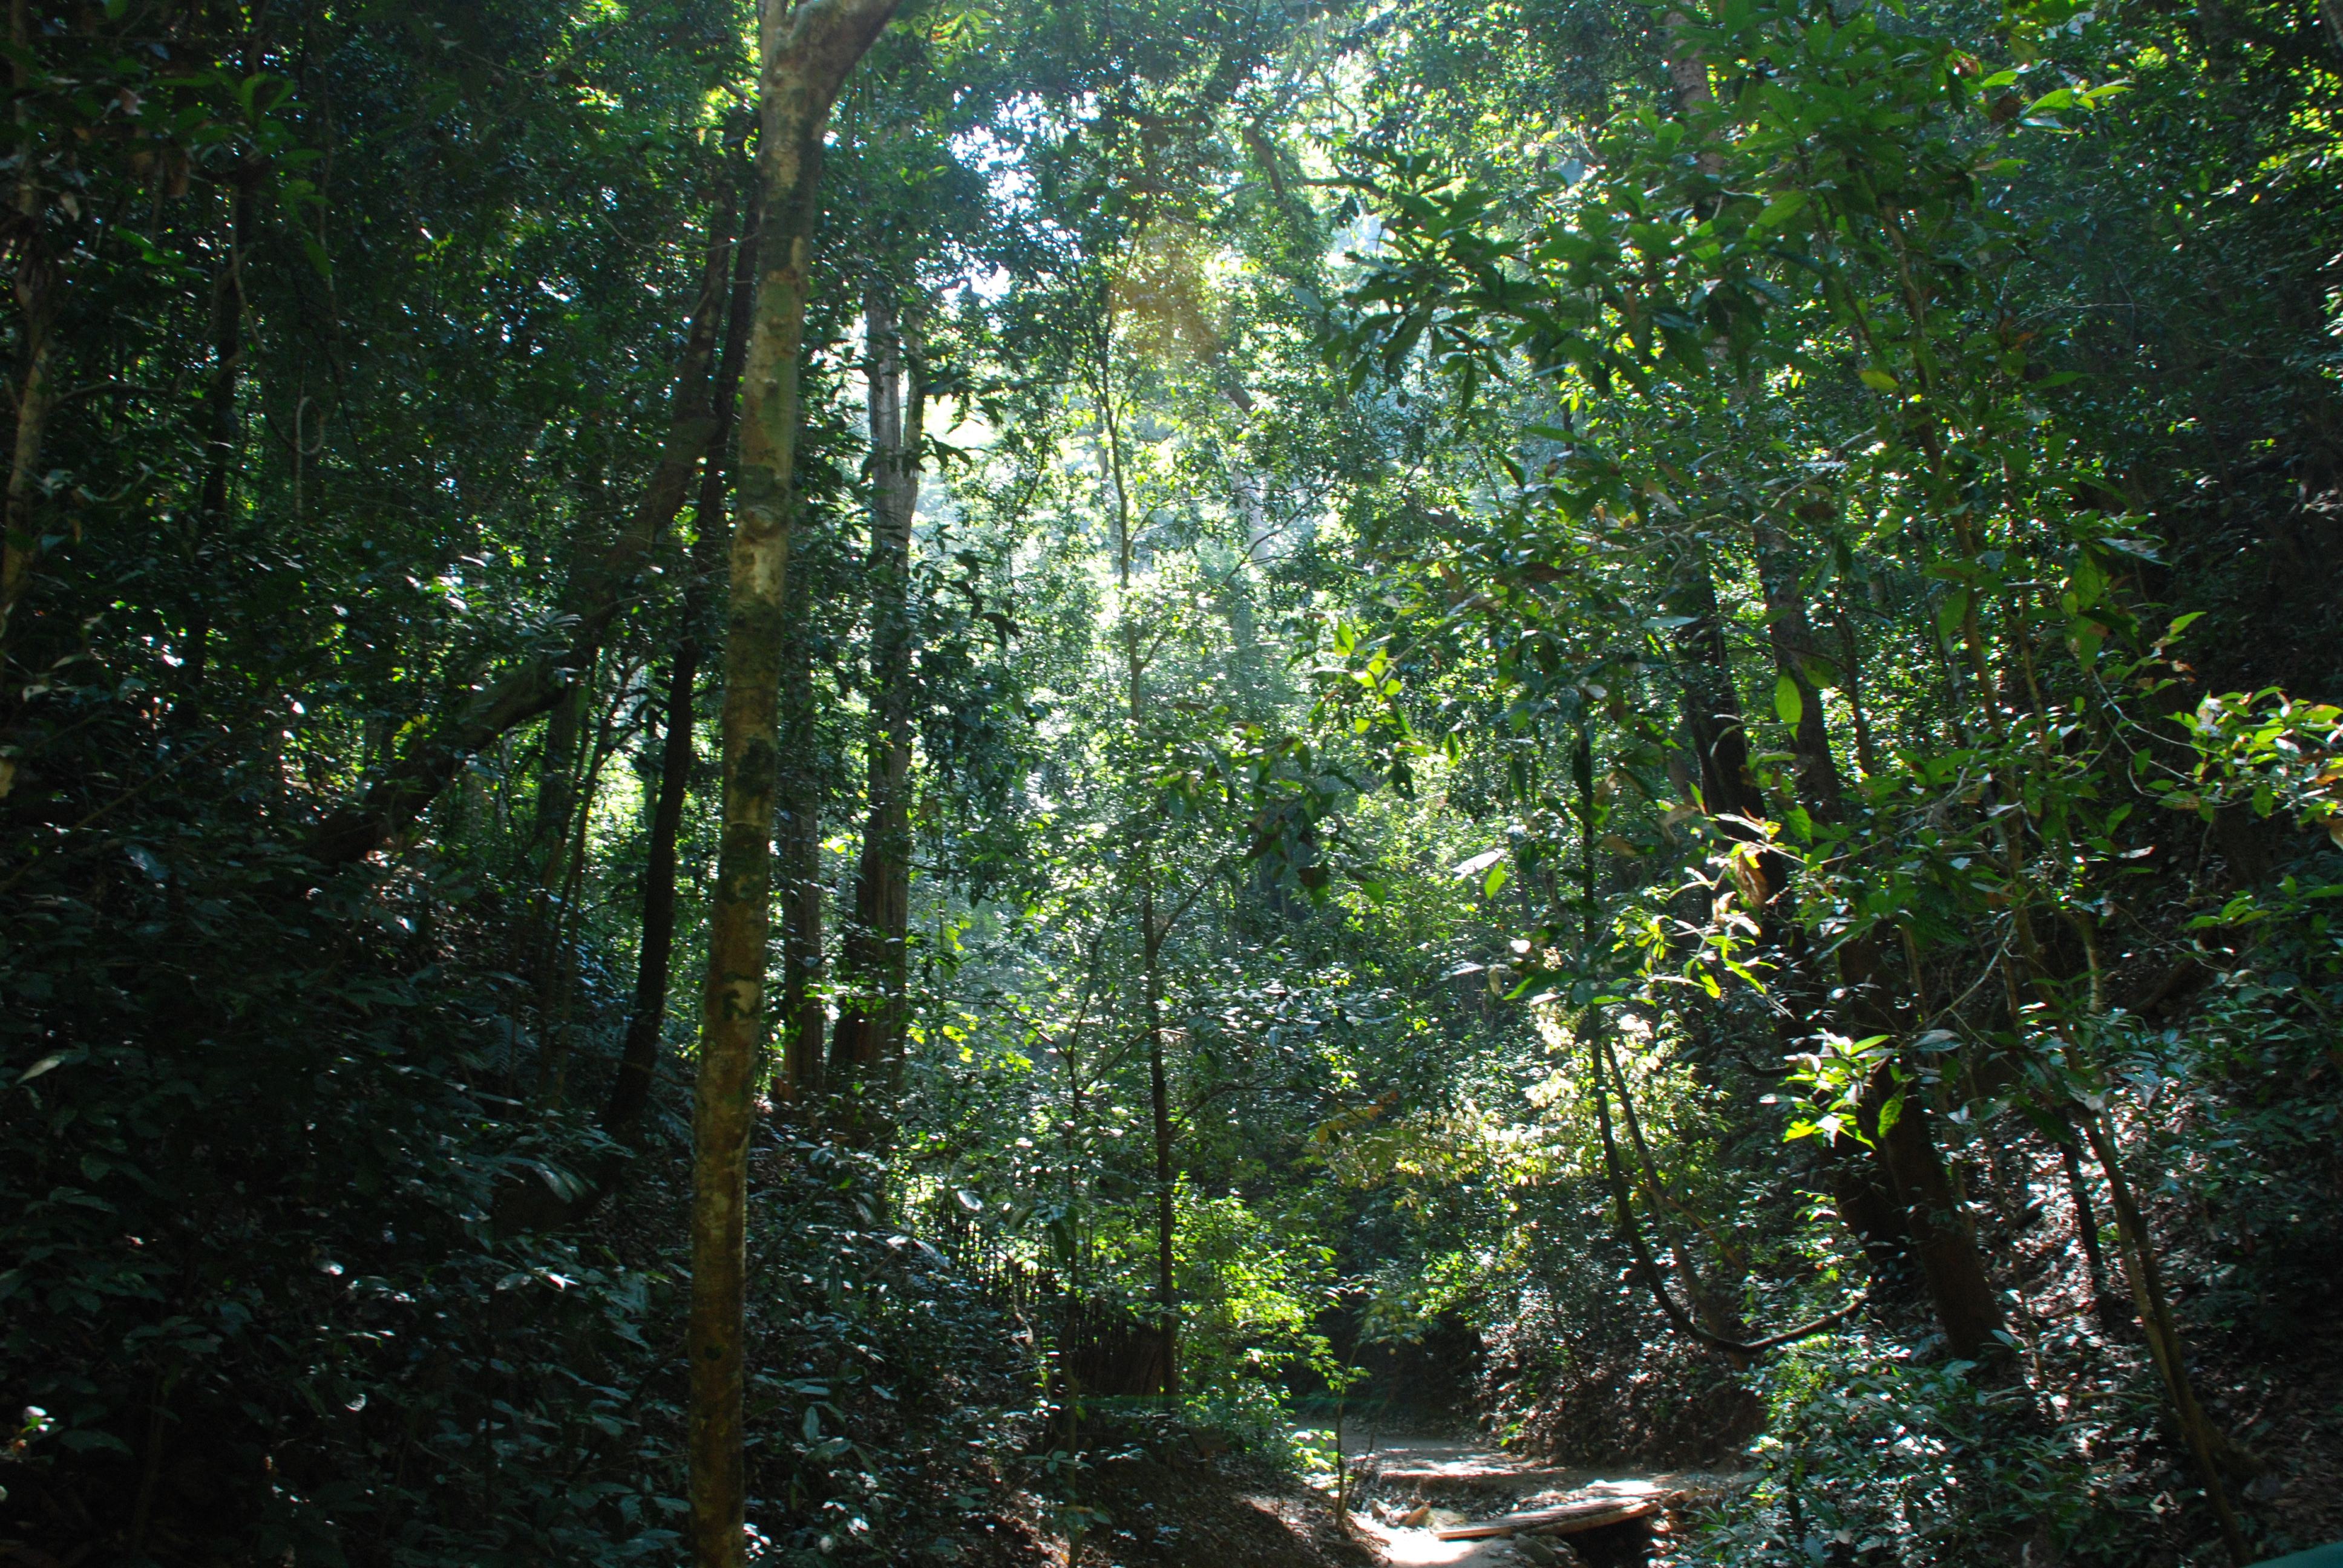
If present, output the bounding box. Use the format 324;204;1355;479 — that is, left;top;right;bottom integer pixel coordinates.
1032;1443;1375;1568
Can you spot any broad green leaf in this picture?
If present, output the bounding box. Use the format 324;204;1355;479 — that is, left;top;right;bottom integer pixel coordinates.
1774;675;1804;728
1935;587;1971;642
1754;190;1809;229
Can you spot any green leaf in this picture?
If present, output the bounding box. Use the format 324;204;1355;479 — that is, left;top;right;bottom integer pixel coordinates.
1875;1091;1904;1140
1936;587;1971;642
1774;675;1804;728
1858;367;1899;393
1754;190;1810;229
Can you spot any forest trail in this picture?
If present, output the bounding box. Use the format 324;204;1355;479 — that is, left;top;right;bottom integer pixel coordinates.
1339;1434;1748;1567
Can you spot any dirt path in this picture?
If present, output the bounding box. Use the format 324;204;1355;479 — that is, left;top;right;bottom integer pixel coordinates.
1335;1433;1747;1567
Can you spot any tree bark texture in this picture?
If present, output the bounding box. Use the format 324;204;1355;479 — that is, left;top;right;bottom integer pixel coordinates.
688;5;899;1566
828;284;923;1126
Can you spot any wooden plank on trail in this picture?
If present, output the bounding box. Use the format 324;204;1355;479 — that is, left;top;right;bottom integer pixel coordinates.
1432;1496;1662;1541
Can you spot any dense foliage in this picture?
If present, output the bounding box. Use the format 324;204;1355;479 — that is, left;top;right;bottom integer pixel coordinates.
3;0;2339;1564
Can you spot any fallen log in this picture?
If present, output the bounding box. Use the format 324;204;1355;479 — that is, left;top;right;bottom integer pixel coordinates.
1432;1496;1662;1541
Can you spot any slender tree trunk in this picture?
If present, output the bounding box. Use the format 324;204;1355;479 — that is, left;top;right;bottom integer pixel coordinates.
1142;900;1176;1399
688;5;899;1565
1610;1035;1745;1348
828;284;923;1129
2054;910;2249;1556
2057;1135;2117;1319
1833;604;1881;779
591;169;753;1167
534;679;591;884
1099;356;1179;1399
529;676;593;1014
2080;1111;2249;1564
610;654;702;1117
536;690;626;1105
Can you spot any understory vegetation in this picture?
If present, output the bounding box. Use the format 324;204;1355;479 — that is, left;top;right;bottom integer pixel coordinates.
2;0;2340;1564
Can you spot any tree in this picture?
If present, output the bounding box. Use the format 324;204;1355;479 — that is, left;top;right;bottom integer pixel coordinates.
687;3;900;1564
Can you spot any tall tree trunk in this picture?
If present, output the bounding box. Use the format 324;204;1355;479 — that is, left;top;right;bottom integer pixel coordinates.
688;5;899;1566
1099;353;1179;1399
534;676;591;884
1141;895;1176;1399
828;284;923;1131
1610;1030;1746;1350
529;676;593;1016
1864;1056;2004;1360
2057;1132;2118;1321
1675;532;1899;1264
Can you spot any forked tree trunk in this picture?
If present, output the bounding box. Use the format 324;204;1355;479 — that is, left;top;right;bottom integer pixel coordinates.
828;284;922;1131
687;5;899;1566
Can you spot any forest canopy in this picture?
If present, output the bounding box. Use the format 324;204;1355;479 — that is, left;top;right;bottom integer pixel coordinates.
2;0;2341;1565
